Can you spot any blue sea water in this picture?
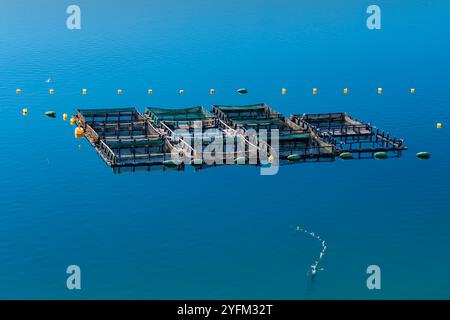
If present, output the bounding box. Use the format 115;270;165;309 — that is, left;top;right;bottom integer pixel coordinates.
0;0;449;299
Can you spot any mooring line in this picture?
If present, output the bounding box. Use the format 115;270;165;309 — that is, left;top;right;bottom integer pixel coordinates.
296;226;327;276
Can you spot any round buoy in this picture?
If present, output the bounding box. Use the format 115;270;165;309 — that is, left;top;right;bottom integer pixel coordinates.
268;154;275;164
163;159;179;168
82;89;87;95
313;88;317;95
63;113;68;121
378;88;383;94
16;89;21;94
210;89;215;95
45;111;56;118
287;154;301;162
339;152;353;160
117;89;123;95
281;88;287;95
49;89;55;95
374;151;388;159
416;152;431;160
74;127;84;138
343;88;348;94
179;89;184;94
70;116;76;125
22;108;28;115
437;123;442;129
235;156;247;164
148;89;153;94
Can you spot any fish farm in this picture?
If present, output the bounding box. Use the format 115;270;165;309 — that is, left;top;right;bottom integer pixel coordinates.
75;103;408;173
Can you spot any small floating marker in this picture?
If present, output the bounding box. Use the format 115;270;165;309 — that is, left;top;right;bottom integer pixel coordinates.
343;88;348;94
339;152;353;160
74;127;84;138
210;88;215;95
287;154;301;162
268;154;275;164
410;88;415;94
70;116;76;125
163;159;179;168
179;89;185;94
437;122;442;129
49;89;55;95
117;89;123;95
281;88;287;95
416;152;431;160
313;88;317;95
378;87;383;94
63;113;68;121
148;89;153;95
22;108;28;115
374;151;388;159
82;89;87;95
45;111;57;118
16;89;22;94
237;88;248;94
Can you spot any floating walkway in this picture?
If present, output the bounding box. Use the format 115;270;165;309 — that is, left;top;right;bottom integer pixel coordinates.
76;105;407;173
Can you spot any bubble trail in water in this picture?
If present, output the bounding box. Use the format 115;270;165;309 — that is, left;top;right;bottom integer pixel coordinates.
296;225;327;276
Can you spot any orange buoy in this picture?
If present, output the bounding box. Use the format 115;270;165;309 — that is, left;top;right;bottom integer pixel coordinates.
70;116;76;125
49;89;55;95
74;127;84;138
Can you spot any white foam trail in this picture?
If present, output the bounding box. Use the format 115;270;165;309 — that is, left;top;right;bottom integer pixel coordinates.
297;226;327;276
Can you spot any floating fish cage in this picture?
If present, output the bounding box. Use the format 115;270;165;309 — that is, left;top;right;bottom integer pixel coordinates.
292;112;407;159
74;106;407;173
212;103;335;165
145;106;255;168
76;108;184;173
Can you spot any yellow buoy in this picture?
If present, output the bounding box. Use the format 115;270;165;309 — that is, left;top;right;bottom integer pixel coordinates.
343;88;348;94
117;89;123;95
437;122;442;129
82;89;87;95
313;88;317;95
16;89;22;94
281;88;287;95
268;155;274;164
148;89;153;95
74;127;84;138
22;108;28;115
49;89;55;95
210;88;215;95
63;113;68;121
70;116;76;125
410;88;415;94
179;89;184;94
378;87;383;94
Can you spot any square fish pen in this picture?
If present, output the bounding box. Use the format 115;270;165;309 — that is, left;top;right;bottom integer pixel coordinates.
76;108;184;173
212;103;335;164
144;106;251;168
291;112;407;159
